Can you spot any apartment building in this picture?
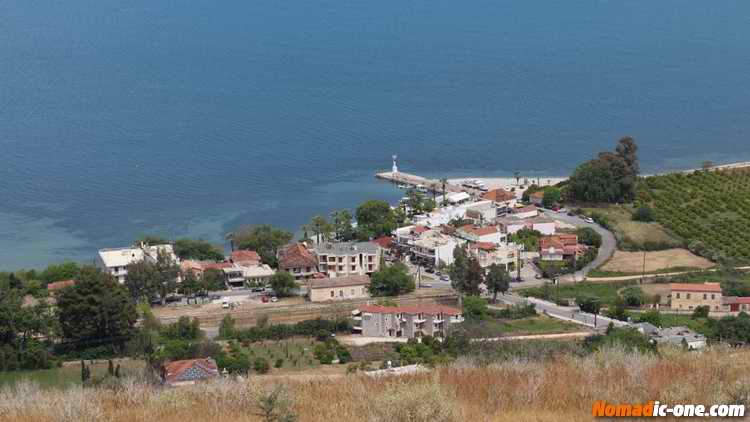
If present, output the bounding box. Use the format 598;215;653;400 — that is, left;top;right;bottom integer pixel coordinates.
410;229;462;267
313;241;381;278
352;304;463;339
670;282;723;312
98;243;179;284
469;241;522;271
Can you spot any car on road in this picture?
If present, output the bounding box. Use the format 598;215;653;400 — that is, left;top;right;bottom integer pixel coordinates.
534;273;543;279
440;275;450;281
558;208;567;213
250;287;264;293
221;301;230;309
421;283;432;288
270;296;278;303
584;217;594;223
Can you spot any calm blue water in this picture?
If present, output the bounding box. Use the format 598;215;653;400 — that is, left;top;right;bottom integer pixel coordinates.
2;0;750;270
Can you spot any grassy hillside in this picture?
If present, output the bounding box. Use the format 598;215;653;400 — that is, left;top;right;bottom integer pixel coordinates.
640;168;750;264
1;346;749;422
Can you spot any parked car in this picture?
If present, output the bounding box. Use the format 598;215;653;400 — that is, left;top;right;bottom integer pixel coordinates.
222;301;230;309
261;296;269;303
534;273;543;280
440;275;450;282
584;217;594;224
270;296;279;303
421;283;433;288
558;208;567;213
250;287;264;293
425;267;435;274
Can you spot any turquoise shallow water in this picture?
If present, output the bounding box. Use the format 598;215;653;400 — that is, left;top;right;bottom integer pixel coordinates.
1;0;749;269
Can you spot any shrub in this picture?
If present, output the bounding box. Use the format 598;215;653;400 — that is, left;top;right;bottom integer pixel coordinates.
274;358;284;369
462;296;488;321
621;287;644;307
253;357;270;374
692;305;710;319
633;205;655;222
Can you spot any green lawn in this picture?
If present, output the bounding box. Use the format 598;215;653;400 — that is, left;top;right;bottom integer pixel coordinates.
464;316;582;338
0;359;144;390
518;281;639;306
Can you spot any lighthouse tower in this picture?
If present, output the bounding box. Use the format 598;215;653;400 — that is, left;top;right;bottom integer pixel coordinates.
392;154;398;173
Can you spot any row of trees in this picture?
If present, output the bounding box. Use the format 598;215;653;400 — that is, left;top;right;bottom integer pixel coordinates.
449;246;512;303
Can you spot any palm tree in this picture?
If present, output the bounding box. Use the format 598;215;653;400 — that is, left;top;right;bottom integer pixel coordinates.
440;177;448;206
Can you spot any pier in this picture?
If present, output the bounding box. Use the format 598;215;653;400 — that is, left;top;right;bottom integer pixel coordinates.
375;171;464;194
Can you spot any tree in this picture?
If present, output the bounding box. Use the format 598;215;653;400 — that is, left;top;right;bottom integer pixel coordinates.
233;225;293;267
330;210;355;241
57;266;137;350
255;385;298;422
575;227;602;248
202;268;227;293
178;270;201;303
308;215;333;244
254;357;270;374
692;305;710;319
355;200;397;240
542;187;562;208
576;294;602;315
461;259;484;297
606;296;629;321
633;206;655;222
462;296;488;321
269;272;298;297
449;246;469;298
219;315;236;339
40;262;81;285
368;263;415;297
567;137;639;203
124;249;180;305
637;310;661;326
510;228;543;250
173;239;224;261
485;264;511;302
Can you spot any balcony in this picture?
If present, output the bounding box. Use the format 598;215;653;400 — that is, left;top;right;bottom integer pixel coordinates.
352;316;362;321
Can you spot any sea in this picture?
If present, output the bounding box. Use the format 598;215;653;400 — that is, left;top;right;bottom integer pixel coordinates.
2;0;750;270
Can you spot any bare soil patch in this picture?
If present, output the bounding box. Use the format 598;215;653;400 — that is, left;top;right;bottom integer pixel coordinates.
601;249;714;274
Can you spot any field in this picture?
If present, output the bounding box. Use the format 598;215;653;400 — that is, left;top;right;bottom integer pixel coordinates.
2;346;750;422
582;204;681;250
518;281;638;306
598;249;714;275
640;168;750;263
0;359;144;389
240;338;332;372
463;316;582;338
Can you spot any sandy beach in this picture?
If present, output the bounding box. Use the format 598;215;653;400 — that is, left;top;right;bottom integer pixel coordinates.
447;176;567;191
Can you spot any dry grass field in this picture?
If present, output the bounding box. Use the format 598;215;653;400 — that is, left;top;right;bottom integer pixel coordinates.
601;249;715;274
3;346;750;422
583;205;681;250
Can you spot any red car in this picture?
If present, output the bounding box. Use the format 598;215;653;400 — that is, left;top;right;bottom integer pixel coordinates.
261;295;269;303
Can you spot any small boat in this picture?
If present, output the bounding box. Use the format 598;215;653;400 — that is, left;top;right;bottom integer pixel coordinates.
416;184;427;193
396;184;409;189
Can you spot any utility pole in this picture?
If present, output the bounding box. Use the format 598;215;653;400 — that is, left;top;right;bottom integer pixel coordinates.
641;250;647;284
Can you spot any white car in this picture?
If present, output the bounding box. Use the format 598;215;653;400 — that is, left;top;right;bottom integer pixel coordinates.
221;301;230;309
584;217;594;224
270;296;278;303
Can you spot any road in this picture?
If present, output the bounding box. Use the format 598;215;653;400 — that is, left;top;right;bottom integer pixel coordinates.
495;293;628;331
539;209;617;283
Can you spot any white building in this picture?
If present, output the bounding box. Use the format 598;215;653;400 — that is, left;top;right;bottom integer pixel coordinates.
455;224;506;244
410;229;462;267
312;241;381;278
497;217;557;236
239;263;276;287
98;243;179;284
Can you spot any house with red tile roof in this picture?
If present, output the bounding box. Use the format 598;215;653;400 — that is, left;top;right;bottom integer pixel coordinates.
163;358;220;387
456;224;504;244
353;304;463;339
278;243;319;280
46;279;75;294
231;250;261;266
539;234;585;261
512;205;539;219
670;282;723;313
482;188;517;211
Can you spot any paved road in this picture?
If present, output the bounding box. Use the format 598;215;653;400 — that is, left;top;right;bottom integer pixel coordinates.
496;294;627;331
539;210;617;283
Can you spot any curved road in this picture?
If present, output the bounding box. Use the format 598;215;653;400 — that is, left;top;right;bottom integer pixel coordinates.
540;210;617;283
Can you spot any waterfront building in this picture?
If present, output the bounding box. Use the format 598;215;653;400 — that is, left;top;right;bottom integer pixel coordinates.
98;243;179;284
313;241;381;278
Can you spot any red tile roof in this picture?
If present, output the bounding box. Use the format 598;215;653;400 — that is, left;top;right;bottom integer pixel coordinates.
47;279;75;292
483;189;515;202
459;225;499;236
412;225;429;234
470;242;497;251
231;250;261;264
203;262;233;270
358;304;461;316
278;243;318;269
670;283;722;293
734;297;750;304
164;358;219;385
372;236;393;249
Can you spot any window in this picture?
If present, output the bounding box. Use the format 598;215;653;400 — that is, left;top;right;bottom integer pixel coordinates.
350;289;355;295
330;290;334;298
351;257;356;263
703;294;707;300
711;294;715;300
351;265;356;271
338;265;344;271
687;293;691;299
338;257;343;263
339;290;343;297
676;293;680;299
368;256;373;262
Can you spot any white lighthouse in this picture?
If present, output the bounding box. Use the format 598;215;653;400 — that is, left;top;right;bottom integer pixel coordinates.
392;154;398;173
